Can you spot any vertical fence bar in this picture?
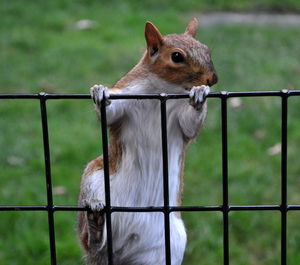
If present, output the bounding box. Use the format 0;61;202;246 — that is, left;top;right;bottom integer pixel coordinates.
100;97;114;265
160;96;171;265
281;90;288;265
221;93;229;265
39;93;57;265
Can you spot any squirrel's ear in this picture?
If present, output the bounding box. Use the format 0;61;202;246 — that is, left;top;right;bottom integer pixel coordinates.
145;22;163;56
184;18;199;38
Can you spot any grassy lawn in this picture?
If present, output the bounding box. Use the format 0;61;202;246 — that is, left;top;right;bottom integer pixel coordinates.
1;1;300;265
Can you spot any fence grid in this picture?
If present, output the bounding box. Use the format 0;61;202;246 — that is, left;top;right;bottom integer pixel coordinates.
1;89;300;265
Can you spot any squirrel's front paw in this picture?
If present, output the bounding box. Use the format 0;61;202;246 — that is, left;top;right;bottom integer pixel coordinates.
189;85;210;110
90;84;111;107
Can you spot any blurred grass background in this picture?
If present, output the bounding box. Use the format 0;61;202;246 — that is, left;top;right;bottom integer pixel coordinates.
1;0;300;264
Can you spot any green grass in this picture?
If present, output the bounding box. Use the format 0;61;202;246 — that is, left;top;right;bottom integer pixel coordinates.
1;1;300;265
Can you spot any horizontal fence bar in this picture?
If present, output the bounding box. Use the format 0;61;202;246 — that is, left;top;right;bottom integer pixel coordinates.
288;205;300;211
2;205;300;212
0;94;41;99
0;206;48;211
1;89;300;100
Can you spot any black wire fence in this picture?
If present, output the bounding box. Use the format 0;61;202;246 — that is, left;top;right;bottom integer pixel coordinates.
1;90;300;265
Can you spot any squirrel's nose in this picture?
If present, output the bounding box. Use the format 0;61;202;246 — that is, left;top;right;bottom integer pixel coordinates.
207;72;218;86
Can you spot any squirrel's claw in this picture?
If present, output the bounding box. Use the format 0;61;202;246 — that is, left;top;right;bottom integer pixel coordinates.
83;198;105;212
90;84;111;106
189;85;210;110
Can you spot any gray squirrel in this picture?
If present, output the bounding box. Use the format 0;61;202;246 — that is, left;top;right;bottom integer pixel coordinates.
78;18;217;265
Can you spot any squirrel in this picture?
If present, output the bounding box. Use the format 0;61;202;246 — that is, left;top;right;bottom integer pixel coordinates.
78;18;217;265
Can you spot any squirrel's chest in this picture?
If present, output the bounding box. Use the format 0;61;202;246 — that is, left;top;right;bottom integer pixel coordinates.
119;100;183;147
110;100;186;206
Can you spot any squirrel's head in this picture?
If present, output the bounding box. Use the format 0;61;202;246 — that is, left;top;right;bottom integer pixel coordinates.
144;18;218;90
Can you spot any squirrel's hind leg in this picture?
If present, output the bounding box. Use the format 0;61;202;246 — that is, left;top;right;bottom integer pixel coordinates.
86;209;107;252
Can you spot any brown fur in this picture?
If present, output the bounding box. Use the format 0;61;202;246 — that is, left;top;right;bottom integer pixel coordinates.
184;17;198;37
115;26;216;91
78;127;122;253
149;34;215;89
78;212;89;251
114;58;148;89
81;129;122;181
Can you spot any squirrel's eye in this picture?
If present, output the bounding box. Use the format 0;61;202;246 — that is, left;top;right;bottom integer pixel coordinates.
171;52;184;63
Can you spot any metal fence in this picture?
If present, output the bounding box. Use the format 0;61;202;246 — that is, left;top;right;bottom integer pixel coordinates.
1;90;300;265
